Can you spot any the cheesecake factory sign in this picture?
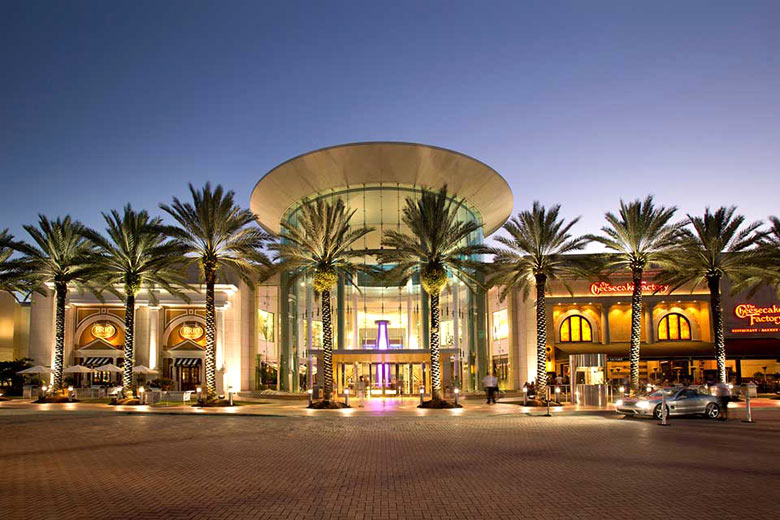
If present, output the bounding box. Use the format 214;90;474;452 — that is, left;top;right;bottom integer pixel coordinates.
589;281;670;296
732;303;780;333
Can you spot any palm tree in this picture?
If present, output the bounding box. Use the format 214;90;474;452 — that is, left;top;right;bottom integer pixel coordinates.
738;216;780;293
379;186;488;403
269;197;374;405
11;216;96;390
589;196;683;392
655;207;764;383
82;205;192;394
161;183;271;398
489;202;590;399
0;230;33;299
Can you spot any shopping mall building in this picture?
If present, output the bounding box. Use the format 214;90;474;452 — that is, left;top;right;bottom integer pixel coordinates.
1;142;779;394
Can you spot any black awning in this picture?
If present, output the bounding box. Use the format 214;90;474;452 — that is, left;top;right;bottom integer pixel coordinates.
83;357;112;367
173;358;202;367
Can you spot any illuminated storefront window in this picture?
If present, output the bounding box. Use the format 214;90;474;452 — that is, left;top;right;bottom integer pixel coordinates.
657;313;691;341
492;309;508;340
258;309;275;342
560;315;592;343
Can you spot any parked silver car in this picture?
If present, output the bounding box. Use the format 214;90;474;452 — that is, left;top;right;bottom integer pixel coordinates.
615;387;721;419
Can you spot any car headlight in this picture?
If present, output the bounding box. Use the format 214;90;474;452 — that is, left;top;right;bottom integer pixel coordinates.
637;401;650;409
615;399;623;407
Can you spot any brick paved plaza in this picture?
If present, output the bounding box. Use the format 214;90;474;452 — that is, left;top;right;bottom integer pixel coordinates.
2;405;779;519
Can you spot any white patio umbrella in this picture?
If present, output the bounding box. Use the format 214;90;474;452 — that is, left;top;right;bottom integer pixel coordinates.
93;363;122;373
17;365;53;375
132;365;157;375
63;365;94;374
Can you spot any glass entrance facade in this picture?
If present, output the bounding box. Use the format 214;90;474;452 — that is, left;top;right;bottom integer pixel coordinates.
277;184;489;392
335;362;428;396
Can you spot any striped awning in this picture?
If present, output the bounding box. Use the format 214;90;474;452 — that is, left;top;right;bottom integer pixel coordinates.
174;358;202;367
83;357;113;368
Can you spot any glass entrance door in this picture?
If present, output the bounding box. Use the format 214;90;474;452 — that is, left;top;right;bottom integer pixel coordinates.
334;361;430;397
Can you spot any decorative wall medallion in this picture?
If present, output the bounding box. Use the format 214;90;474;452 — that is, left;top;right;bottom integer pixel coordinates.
92;322;117;339
180;324;204;340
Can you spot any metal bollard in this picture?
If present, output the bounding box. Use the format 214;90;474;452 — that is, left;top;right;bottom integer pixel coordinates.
307;388;313;407
544;387;552;416
742;392;754;423
659;391;669;426
344;388;350;407
228;386;234;406
523;386;528;406
454;388;459;406
419;386;425;406
138;386;145;405
67;386;74;402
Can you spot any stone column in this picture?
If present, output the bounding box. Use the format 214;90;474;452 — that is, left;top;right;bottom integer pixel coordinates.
601;303;611;344
148;307;160;370
28;292;55;367
63;304;75;367
645;303;655;344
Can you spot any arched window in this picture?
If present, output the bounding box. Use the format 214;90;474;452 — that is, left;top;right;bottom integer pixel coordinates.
560;315;592;343
657;313;691;341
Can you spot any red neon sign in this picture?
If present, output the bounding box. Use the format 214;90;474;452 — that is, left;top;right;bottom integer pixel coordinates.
589;281;670;296
734;304;780;327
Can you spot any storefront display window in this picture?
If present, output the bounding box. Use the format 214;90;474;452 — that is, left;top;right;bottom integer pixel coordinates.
492;309;508;340
560;315;592;343
658;313;691;341
258;309;275;342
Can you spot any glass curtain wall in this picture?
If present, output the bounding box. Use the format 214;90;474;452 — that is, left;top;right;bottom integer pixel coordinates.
278;184;487;392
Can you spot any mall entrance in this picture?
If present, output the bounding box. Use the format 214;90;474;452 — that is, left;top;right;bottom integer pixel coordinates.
336;362;429;396
329;351;453;397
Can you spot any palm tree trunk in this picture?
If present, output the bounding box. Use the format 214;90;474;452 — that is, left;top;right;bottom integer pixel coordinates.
629;269;643;392
429;291;442;401
53;282;67;390
205;267;217;398
708;275;727;383
535;274;548;398
321;289;333;402
122;292;135;393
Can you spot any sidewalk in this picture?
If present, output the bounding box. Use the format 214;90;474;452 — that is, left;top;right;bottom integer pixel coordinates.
2;396;778;418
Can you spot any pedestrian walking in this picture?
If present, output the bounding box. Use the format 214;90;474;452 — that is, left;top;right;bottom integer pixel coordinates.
357;376;367;407
482;373;498;404
714;381;731;420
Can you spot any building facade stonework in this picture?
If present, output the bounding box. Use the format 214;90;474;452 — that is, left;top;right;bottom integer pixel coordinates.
2;143;778;393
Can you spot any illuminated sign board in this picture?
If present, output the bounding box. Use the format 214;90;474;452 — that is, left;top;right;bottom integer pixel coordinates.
92;322;116;339
180;324;204;341
731;303;780;334
589;281;670;296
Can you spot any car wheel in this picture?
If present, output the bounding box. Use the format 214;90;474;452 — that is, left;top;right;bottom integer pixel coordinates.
653;404;670;420
705;403;720;419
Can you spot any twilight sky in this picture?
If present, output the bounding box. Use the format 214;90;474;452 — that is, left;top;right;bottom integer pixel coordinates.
1;1;778;244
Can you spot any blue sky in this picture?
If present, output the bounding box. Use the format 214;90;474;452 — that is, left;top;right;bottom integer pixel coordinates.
1;1;778;242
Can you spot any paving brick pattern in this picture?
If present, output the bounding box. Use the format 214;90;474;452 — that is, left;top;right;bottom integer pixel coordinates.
1;410;779;519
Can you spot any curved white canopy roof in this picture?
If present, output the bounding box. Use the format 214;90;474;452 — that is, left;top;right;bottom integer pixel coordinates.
250;142;513;235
